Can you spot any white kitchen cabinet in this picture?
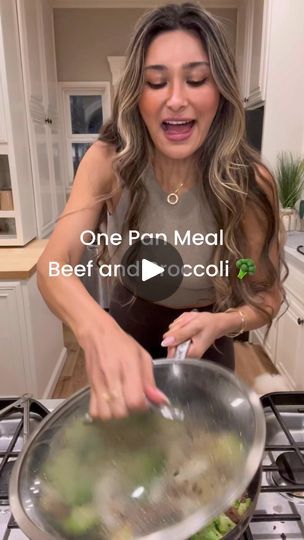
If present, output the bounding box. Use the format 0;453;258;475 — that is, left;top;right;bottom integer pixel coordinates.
0;0;65;246
275;289;304;389
0;283;29;395
275;252;304;389
0;0;37;246
250;248;304;389
0;275;66;397
17;0;66;238
41;0;66;216
0;67;7;143
261;0;304;168
236;0;272;108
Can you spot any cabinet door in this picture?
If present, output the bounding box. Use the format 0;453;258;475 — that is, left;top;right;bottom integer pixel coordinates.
275;292;304;389
17;0;57;237
236;0;272;108
0;0;36;246
247;0;272;107
235;0;251;104
0;69;7;143
40;0;65;216
0;283;29;395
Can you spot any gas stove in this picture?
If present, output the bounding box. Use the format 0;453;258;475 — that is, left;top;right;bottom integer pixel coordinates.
0;396;63;540
0;394;304;540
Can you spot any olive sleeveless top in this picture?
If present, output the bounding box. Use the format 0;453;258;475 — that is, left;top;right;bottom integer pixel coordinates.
102;164;218;308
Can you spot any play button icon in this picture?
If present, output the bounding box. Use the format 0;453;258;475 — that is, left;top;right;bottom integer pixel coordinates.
120;238;184;302
142;259;164;282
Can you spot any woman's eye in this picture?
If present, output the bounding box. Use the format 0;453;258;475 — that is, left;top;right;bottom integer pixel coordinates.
145;81;166;89
145;79;208;89
187;79;208;87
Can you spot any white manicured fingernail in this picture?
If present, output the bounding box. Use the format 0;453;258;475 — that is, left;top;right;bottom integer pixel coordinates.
155;389;171;405
161;336;175;347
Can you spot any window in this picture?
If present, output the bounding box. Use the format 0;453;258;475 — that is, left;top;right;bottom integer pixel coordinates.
60;82;111;192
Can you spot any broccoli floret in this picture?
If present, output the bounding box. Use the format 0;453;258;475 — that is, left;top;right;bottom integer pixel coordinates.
236;258;256;279
214;513;235;533
44;449;93;506
236;497;251;516
190;523;222;540
61;504;100;537
190;496;252;539
119;447;165;490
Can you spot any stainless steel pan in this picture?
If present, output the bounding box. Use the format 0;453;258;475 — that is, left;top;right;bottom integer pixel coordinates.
10;346;265;540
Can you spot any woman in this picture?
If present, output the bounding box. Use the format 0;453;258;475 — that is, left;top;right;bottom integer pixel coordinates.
37;3;286;420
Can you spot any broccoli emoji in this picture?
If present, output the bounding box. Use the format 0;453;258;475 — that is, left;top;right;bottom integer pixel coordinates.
236;258;256;280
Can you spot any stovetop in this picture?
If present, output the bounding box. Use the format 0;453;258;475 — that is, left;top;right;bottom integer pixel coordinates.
0;397;49;540
1;393;304;540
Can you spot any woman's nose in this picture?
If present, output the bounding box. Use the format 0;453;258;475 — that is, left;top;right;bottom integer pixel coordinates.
165;81;188;110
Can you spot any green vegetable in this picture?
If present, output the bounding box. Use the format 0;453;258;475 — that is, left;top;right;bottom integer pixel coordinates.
44;449;93;506
62;419;105;459
214;513;235;533
191;523;222;539
190;496;252;539
44;413;250;540
235;497;251;516
236;258;256;279
211;433;244;464
120;447;165;487
61;504;100;536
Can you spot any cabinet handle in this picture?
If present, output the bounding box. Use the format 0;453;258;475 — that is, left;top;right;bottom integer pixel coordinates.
297;317;304;325
45;117;50;124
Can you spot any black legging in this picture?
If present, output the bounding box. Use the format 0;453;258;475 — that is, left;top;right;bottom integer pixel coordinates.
109;283;235;371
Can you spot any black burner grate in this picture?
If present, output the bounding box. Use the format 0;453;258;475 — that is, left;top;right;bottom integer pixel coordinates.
255;392;304;529
0;397;48;504
0;397;48;539
1;393;304;539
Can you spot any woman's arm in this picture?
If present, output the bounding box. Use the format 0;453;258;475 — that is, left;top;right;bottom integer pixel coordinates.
217;164;284;336
37;141;114;336
162;165;285;355
37;141;167;418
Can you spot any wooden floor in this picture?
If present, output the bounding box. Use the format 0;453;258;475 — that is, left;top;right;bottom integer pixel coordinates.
52;325;278;398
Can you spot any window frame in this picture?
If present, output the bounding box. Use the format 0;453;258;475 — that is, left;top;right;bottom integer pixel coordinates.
59;82;111;192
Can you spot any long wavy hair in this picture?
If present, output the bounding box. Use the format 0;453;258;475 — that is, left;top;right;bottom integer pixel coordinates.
98;2;287;329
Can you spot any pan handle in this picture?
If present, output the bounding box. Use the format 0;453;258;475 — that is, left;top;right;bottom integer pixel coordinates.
173;309;198;360
174;339;191;360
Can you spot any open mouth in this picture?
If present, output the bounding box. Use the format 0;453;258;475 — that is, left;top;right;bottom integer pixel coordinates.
161;120;196;133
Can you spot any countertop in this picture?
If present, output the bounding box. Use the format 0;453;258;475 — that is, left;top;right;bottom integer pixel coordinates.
285;231;304;271
0;238;48;279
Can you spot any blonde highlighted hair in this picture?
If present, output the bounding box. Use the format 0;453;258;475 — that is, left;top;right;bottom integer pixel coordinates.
98;2;287;329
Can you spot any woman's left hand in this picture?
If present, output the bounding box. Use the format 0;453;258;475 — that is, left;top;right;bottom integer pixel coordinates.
161;311;224;359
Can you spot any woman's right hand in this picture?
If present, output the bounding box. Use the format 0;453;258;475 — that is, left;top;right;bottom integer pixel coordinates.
77;312;169;420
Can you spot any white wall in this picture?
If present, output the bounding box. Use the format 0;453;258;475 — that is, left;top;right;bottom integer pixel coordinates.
54;8;145;81
262;0;304;171
53;7;237;82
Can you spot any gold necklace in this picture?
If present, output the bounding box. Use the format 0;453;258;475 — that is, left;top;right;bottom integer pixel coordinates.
167;182;184;205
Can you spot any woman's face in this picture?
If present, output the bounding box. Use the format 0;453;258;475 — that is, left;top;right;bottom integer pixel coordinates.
138;30;220;161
